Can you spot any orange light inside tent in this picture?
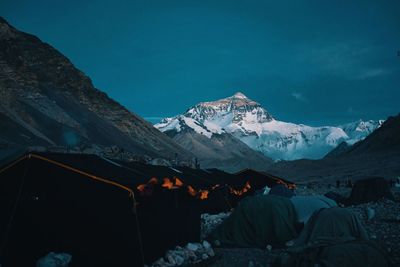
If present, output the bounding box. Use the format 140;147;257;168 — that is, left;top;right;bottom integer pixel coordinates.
162;178;174;189
230;181;251;196
137;184;146;192
275;178;296;190
174;177;184;187
199;190;209;200
244;181;251;190
187;185;197;197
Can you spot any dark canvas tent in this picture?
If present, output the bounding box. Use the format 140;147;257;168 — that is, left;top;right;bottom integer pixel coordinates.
208;194;298;249
173;167;237;213
234;169;295;191
346;177;395;205
278;207;392;267
0;153;143;267
119;162;235;214
0;152;202;267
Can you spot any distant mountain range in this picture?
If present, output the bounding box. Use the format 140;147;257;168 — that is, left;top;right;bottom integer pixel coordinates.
156;92;383;161
0;17;192;161
266;113;400;182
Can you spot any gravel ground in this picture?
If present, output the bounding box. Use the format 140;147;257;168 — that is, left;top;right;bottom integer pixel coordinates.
205;185;400;267
209;248;272;267
346;197;400;264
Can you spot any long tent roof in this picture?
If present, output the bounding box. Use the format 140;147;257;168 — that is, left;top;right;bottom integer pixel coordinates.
0;152;294;192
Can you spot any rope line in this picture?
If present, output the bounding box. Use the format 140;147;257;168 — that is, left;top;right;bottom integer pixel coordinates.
29;154;134;196
0;155;28;175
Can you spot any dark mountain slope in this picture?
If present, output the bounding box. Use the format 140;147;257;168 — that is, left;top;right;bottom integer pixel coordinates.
0;17;192;160
342;114;400;156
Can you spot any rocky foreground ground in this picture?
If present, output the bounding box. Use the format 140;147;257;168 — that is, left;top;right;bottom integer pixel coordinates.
150;185;400;267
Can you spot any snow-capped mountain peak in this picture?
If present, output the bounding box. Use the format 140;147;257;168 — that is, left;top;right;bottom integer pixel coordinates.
182;93;274;132
339;119;385;144
231;92;248;99
155;93;383;160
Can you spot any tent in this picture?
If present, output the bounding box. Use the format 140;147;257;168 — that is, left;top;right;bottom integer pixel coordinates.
234;169;296;191
0;153;201;266
346;177;395;205
277;207;392;267
123;163;237;214
207;194;298;249
290;195;337;224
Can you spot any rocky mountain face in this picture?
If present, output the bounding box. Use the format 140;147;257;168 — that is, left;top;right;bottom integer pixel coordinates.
156;92;383;160
163;127;273;173
266;114;400;182
339;119;385;145
0;17;192;161
341;114;400;156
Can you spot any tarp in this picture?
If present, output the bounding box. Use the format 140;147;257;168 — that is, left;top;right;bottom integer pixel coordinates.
346;177;395;205
293;207;368;247
208;195;298;248
290;195;337;224
275;207;394;267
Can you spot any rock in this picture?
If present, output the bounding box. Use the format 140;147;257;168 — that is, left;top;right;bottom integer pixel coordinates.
175;255;184;266
174;246;183;251
186;242;200;252
201;212;231;239
207;248;215;257
173;250;186;260
153;258;168;267
187;250;197;261
366;207;375;220
165;252;176;265
285;240;294;247
36;252;72;267
201;254;209;260
202;240;212;250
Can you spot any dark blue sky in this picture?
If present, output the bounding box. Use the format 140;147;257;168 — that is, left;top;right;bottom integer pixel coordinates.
1;0;399;125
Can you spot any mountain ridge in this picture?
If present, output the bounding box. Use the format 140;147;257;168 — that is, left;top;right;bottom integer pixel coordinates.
0;17;193;161
266;113;400;182
156;92;383;160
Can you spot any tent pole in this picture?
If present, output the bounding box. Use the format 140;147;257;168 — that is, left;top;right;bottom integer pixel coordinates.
131;193;146;267
0;154;31;259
